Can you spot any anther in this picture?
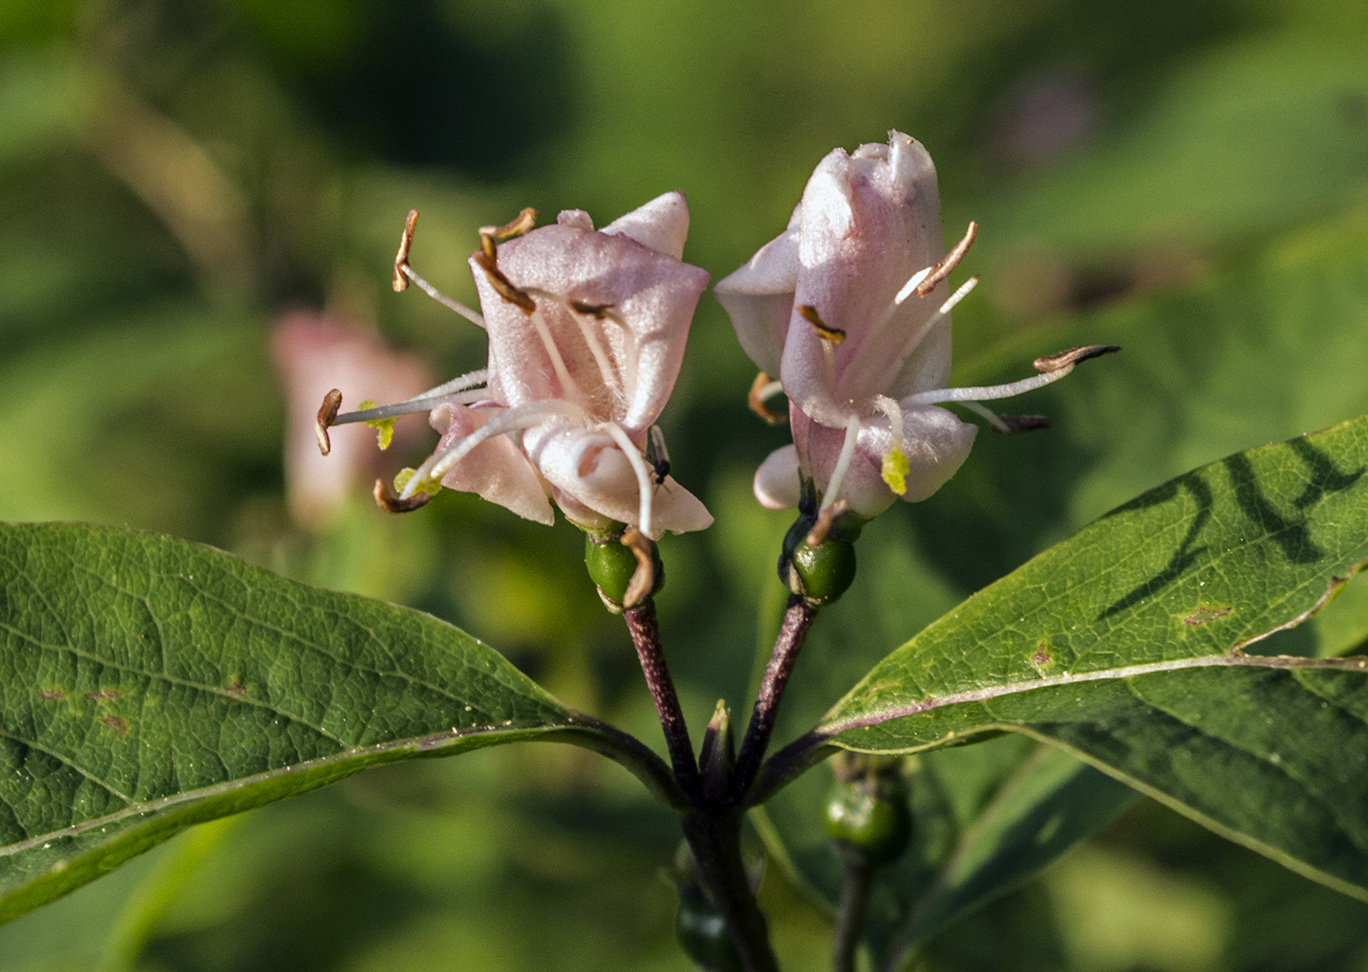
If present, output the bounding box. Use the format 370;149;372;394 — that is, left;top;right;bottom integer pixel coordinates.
916;221;978;297
393;210;419;292
748;372;787;424
1033;345;1121;373
473;250;537;313
620;529;656;609
568;299;616;318
316;389;342;456
373;478;434;513
479;207;537;244
798;305;846;344
998;415;1051;433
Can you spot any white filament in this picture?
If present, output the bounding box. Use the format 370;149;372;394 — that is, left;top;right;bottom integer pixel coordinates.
900;362;1074;407
602;421;656;540
402;265;486;327
401;400;584;498
870;276;979;396
960;400;1010;432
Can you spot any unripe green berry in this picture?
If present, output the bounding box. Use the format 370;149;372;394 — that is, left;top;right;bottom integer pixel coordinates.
585;532;638;604
675;898;745;972
824;781;912;866
790;539;857;604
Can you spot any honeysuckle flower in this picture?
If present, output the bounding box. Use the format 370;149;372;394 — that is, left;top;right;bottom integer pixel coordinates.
717;130;1115;520
273;312;432;531
323;193;713;541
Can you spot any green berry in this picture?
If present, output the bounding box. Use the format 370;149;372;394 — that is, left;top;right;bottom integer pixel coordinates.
790;539;857;604
584;532;638;604
824;781;912;866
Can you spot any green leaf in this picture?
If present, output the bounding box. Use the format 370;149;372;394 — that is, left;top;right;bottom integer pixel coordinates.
0;522;679;924
792;413;1368;949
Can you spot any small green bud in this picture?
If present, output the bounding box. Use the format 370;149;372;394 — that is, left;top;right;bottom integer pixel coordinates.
824;777;912;866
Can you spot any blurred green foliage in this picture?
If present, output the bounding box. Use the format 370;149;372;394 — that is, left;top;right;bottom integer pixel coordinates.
2;0;1368;969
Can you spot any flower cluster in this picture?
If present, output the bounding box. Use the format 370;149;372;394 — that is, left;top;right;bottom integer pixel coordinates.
313;132;1112;558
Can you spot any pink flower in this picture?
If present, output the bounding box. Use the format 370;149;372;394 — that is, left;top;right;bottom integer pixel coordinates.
717;131;1113;519
330;193;713;540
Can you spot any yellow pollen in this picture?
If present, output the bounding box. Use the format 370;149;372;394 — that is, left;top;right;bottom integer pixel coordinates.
358;400;399;450
881;448;910;495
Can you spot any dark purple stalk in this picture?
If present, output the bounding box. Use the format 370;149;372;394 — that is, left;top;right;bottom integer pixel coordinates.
623;598;701;799
730;595;819;803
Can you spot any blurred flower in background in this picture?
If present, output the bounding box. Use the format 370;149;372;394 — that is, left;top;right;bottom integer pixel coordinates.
272;310;432;531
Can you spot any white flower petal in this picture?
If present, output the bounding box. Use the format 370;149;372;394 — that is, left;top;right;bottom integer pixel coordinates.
714;220;799;377
792;405;976;517
753;444;801;511
603;190;691;260
428;404;554;524
525;424;710;538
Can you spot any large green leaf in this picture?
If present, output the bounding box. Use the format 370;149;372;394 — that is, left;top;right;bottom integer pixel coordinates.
773;413;1368;969
0;522;678;924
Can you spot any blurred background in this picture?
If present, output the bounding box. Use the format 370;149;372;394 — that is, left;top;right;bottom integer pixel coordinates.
3;0;1368;969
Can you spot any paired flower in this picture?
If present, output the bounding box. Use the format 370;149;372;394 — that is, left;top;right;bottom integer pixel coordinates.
717;130;1115;519
320;193;713;541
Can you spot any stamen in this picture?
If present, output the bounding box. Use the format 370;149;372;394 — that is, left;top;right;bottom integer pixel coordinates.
401;400;584;499
900;344;1119;407
572;301;639;408
527;288;622;406
798;304;846;344
870;276;979;395
393;210;417;292
748;373;787;424
473;250;537;313
391;210;487;326
962;401;1052;433
602;421;657;540
374;477;435;513
332;369;491;426
916;221;978;298
1033;345;1121;373
961;400;1011;433
479;207;537;244
893;266;934;305
619;528;656;608
316;388;343;456
820;416;862;513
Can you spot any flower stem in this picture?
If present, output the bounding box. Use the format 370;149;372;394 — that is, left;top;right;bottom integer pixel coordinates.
731;595;820;803
623;598;701;799
681;808;781;972
832;845;873;972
